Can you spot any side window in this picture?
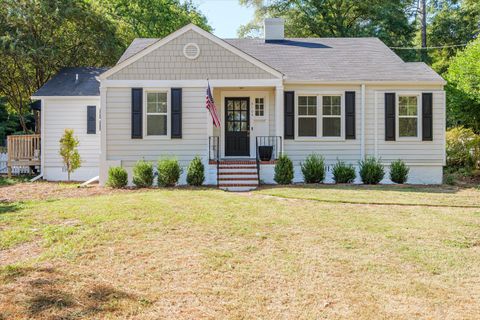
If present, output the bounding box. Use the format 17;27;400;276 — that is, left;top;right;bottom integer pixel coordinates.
146;92;168;136
254;98;265;117
398;95;419;138
87;105;96;134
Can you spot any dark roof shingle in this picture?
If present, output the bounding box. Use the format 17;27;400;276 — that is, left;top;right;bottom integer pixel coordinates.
117;37;444;83
33;67;108;97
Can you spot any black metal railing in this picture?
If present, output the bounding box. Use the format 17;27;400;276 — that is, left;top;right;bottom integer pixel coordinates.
255;136;282;183
209;136;220;186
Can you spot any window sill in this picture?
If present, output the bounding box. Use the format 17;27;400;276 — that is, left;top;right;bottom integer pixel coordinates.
142;135;171;140
295;137;345;142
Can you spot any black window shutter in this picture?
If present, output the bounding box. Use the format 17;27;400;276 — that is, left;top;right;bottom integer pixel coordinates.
87;106;96;134
345;91;356;139
171;88;182;139
131;88;143;139
385;93;396;141
284;91;295;140
422;93;433;141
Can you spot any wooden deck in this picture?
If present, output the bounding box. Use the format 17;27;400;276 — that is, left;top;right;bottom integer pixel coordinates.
7;134;41;177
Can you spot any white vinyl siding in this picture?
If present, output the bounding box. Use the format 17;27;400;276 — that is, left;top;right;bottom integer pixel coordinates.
42;97;100;181
365;85;445;165
105;87;207;167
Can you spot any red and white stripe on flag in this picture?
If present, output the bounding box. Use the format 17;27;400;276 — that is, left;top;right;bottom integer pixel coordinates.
206;83;221;127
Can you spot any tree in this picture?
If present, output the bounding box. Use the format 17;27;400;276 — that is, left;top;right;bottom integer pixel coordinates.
239;0;417;59
427;0;480;73
59;129;81;181
0;0;124;132
445;38;480;131
100;0;211;40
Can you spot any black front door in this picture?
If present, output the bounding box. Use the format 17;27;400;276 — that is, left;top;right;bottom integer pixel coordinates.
225;97;250;157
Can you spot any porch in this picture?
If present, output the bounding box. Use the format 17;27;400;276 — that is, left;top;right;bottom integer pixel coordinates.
6;134;41;177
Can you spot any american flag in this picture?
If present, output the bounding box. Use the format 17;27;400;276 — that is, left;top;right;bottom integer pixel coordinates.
206;82;221;127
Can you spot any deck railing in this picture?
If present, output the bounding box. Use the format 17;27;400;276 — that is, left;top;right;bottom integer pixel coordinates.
7;134;41;176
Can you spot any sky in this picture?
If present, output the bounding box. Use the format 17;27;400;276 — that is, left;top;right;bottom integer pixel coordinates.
187;0;255;38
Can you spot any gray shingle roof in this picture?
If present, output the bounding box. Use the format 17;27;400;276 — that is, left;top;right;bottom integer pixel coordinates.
117;37;444;83
32;67;108;97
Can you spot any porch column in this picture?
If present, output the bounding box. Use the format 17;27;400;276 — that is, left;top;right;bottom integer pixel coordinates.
275;85;284;152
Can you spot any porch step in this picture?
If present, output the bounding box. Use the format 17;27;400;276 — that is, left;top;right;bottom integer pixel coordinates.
217;160;259;192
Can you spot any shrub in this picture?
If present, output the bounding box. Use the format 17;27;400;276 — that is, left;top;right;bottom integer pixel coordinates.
132;160;154;187
389;160;409;184
157;158;182;187
359;157;385;184
332;160;356;183
107;166;128;188
274;154;294;184
301;153;325;183
444;174;456;186
446;126;480;169
186;156;205;186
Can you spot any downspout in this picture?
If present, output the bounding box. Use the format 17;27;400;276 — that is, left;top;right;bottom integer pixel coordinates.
360;84;366;160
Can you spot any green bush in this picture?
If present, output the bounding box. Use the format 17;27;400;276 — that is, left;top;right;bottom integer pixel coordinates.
107;166;128;188
132;160;154;187
157;158;182;187
186;156;205;186
332;160;356;183
389;160;409;184
446;126;480;169
301;153;325;183
274;154;294;184
444;174;456;186
359;157;385;184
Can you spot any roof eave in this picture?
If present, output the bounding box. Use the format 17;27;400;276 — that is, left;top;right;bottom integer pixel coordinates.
284;79;447;86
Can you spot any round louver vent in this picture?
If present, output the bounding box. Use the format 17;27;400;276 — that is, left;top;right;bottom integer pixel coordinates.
183;43;200;60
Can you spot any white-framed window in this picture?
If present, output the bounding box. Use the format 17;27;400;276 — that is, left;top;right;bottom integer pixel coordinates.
146;91;168;136
397;94;420;139
322;96;341;137
254;97;265;117
298;96;317;137
297;94;343;139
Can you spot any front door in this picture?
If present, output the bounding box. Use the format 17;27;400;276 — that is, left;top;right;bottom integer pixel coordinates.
225;97;250;157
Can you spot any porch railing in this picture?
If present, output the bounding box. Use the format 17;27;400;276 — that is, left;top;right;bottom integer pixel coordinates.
255;136;282;183
208;136;220;186
7;134;41;177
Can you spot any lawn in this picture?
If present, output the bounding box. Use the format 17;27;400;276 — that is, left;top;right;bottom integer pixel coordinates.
1;184;479;319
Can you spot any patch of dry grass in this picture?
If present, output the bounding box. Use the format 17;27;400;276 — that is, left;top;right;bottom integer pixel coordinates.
1;185;480;319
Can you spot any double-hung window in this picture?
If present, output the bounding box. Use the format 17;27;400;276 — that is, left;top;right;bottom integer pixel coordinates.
298;96;317;137
398;95;419;138
322;96;341;137
146;91;168;136
297;94;343;138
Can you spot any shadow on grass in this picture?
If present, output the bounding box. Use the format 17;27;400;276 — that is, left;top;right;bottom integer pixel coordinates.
0;265;139;319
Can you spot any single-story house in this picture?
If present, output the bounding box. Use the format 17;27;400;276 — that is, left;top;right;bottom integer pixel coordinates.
32;18;446;190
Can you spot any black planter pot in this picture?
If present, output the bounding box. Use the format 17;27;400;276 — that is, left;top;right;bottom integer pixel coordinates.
258;146;273;161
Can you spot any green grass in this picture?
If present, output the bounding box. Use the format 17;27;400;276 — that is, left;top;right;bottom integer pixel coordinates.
0;175;33;186
1;186;480;319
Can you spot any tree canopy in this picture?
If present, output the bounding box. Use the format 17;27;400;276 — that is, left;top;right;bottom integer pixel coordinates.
445;38;480;131
239;0;417;59
0;0;211;134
